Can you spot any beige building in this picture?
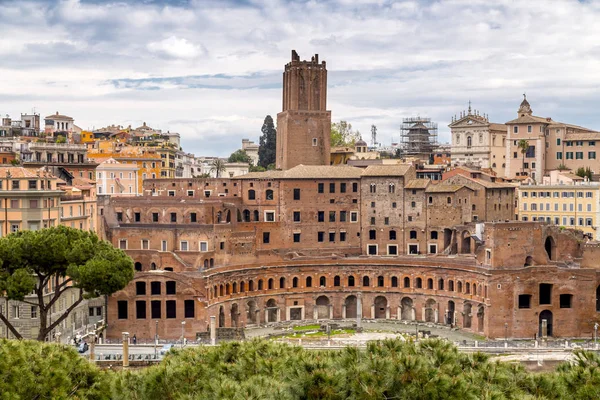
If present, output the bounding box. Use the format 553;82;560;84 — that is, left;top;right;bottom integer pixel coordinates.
449;104;507;177
96;158;139;196
505;96;600;181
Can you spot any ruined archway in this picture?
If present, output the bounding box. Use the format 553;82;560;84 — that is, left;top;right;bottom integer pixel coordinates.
477;305;485;333
231;303;239;327
218;306;225;328
447;301;455;325
461;231;471;254
246;300;257;325
425;299;436;322
316;296;330;319
463;302;472;329
539;310;553;337
545;236;556;261
374;296;387;319
344;295;357;319
401;297;413;321
266;298;278;323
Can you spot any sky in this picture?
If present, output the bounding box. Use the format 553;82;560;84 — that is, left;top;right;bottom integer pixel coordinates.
1;0;600;157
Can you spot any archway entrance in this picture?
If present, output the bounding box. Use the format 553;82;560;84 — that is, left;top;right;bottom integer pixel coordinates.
477;305;484;332
545;236;556;260
425;299;436;322
461;231;471;254
447;301;455;325
539;310;553;337
401;297;413;320
374;296;387;319
463;303;472;328
218;306;225;328
231;304;239;327
345;295;357;319
246;300;257;324
266;299;278;323
316;296;330;319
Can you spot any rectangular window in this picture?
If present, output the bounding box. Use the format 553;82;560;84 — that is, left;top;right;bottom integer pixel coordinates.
352;182;358;192
293;211;301;222
589;152;596;159
293;233;301;243
350;211;358;222
318;183;324;193
151;300;161;319
340;211;347;222
557;138;561;145
293;188;300;200
518;294;531;309
340;183;346;193
200;241;208;252
539;283;552;305
556;152;562;159
152;213;159;222
329;183;335;193
170;213;177;222
31;306;37;319
184;300;195;318
340;231;346;242
136;282;146;295
117;301;128;319
180;241;188;251
318;211;325;222
162;240;167;251
388;245;398;255
317;232;324;242
119;239;127;250
151;281;161;295
166;300;176;319
166;281;176;295
141;239;149;250
263;232;270;244
566;152;573;159
136;300;146;319
329;211;336;222
329;232;335;242
368;245;377;255
576;152;584;159
189;212;197;223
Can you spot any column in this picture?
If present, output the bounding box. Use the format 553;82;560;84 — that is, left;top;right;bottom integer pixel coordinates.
385;306;390;319
370;304;375;319
313;307;318;320
434;309;439;323
411;307;416;321
300;307;305;320
357;295;362;327
541;319;548;339
421;307;426;321
122;332;129;368
397;306;402;320
328;304;333;319
342;304;347;319
265;309;269;323
210;316;216;345
276;308;281;322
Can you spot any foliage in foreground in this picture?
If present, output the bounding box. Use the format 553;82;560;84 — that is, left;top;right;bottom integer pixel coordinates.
5;338;600;399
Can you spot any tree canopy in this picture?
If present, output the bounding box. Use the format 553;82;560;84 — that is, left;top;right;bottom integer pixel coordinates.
576;167;593;180
5;337;600;399
331;120;361;147
209;159;227;178
258;115;276;169
228;149;252;164
0;226;134;341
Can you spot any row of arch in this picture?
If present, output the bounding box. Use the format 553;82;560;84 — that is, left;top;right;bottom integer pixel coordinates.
209;274;486;301
215;295;485;334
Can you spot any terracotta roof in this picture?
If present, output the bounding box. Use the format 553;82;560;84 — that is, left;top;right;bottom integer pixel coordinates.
361;164;412;177
454;174;517;189
489;123;508;131
425;184;467;193
505;114;552;125
0;166;44;178
239;165;363;180
45;112;73;120
560;173;584;181
564;132;600;141
404;179;430;189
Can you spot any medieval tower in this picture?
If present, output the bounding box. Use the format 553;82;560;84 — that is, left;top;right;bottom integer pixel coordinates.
276;50;331;170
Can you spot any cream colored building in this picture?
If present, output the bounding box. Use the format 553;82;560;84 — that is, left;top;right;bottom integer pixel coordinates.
449;104;506;177
517;171;600;239
96;158;139;196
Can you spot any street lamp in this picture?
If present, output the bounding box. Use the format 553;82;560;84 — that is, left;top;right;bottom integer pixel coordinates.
154;321;158;359
181;321;186;348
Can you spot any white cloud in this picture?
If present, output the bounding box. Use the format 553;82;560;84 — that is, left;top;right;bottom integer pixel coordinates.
1;0;600;156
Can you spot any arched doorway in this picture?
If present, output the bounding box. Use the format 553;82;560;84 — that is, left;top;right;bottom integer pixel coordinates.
425;299;436;322
266;299;278;323
218;306;225;328
316;296;330;319
246;300;257;324
477;305;484;333
524;256;533;267
374;296;387;319
463;303;472;328
461;231;471;254
345;295;357;318
134;262;142;271
539;310;553;337
447;301;455;325
231;304;239;327
545;237;556;260
401;297;413;321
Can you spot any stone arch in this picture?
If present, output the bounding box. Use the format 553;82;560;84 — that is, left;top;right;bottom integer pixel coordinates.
266;298;278;323
427;278;433;289
425;299;436;322
279;277;286;289
231;303;239;327
319;276;326;287
306;276;312;287
243;209;250;222
363;276;370;287
524;256;533;267
246;300;257;324
477;305;484;333
416;277;423;288
463;302;472;328
315;295;330;319
545;236;556;260
348;275;355;287
151;262;157;270
401;297;414;321
374;296;387;319
539;310;553;337
447;300;455;325
443;228;453;252
218;306;225;328
344;295;357;318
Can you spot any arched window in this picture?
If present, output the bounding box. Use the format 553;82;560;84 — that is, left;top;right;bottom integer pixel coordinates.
210;258;214;267
249;280;254;291
319;276;326;287
473;283;477;295
334;276;341;287
389;230;396;240
248;189;256;200
416;277;422;288
219;285;224;296
240;281;245;292
449;280;454;291
348;276;355;287
292;277;298;288
306;276;312;287
253;210;259;221
370;183;376;193
427;278;433;289
232;282;237;293
404;277;410;288
268;278;273;290
134;262;142;271
389;184;395;193
492;163;496;168
225;284;230;295
280;277;285;289
258;279;263;290
213;285;217;297
438;278;444;290
266;189;273;200
243;209;250;222
377;276;384;287
466;282;471;294
457;281;463;292
362;276;370;287
204;259;209;268
467;136;472;148
391;277;398;287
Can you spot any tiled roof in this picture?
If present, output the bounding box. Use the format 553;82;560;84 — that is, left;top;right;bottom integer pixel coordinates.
361;164;412;177
45;112;73;120
404;179;430;189
564;132;600;141
0;166;43;178
239;165;363;180
489;123;508;131
425;184;467;193
505;115;552;124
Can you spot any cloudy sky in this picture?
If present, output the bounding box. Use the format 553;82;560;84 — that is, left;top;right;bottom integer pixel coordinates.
1;0;600;157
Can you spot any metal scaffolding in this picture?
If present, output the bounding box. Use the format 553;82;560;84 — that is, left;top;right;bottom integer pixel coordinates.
399;117;438;157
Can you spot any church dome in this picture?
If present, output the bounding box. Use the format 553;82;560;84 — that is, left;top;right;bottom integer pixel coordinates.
355;139;368;147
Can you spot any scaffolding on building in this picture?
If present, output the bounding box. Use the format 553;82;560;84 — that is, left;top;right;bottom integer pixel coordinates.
398;117;438;157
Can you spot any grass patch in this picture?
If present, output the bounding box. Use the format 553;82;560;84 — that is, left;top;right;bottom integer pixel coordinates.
292;324;321;331
282;329;356;339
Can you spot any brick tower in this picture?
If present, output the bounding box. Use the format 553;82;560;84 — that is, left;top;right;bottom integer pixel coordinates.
276;50;331;170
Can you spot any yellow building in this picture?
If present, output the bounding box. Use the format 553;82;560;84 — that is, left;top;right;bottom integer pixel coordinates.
59;185;97;232
518;173;600;239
